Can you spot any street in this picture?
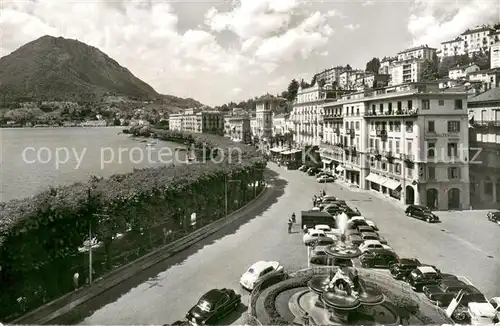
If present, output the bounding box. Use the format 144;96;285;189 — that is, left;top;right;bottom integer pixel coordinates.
63;162;499;325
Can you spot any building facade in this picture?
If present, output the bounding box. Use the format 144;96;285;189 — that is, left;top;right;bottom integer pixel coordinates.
468;68;500;89
169;108;224;135
315;66;351;86
224;114;251;143
292;84;336;146
468;88;500;209
390;59;425;86
272;113;290;137
439;25;500;59
491;43;500;69
397;45;437;62
255;94;280;142
320;82;470;210
448;64;480;80
379;57;397;75
339;70;364;90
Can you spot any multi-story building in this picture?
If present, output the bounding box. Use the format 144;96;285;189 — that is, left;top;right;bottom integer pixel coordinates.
354;73;390;90
339;70;365;90
397;45;437;62
224;114;251;143
255;94;280;143
491;43;500;69
250;115;257;139
439;37;465;58
390;59;425;85
468;68;500;89
468;88;500;209
461;26;495;56
169;108;224;135
292;84;335;146
314;66;352;86
379;57;397;75
272;113;290;137
448;63;480;80
320;82;470;210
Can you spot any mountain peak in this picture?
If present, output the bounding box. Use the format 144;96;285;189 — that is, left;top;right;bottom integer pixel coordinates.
0;35;161;102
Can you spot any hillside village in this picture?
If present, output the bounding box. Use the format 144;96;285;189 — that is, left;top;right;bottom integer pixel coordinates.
165;23;500;212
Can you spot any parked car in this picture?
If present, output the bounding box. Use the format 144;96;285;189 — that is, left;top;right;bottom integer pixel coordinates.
360;250;399;268
407;266;441;291
240;261;284;291
423;279;480;306
365;220;379;231
316;171;333;178
360;231;380;242
317;175;336;183
487;211;500;224
303;229;328;245
389;258;421;280
358;240;394;253
186;288;241;325
405;205;440;223
347;234;363;246
312;237;335;247
310;245;329;265
320;196;339;204
357;225;375;233
298;165;308;171
308;168;321;175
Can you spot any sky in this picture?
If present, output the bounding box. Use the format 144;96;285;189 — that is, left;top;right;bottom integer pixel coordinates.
1;0;500;106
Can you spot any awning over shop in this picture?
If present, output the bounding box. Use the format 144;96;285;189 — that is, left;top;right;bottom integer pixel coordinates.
270;147;285;153
336;166;345;172
365;173;382;184
382;178;401;190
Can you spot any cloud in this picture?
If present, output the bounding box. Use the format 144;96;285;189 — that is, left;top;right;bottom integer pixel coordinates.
254;11;334;63
327;9;346;18
362;1;375;6
204;0;303;40
407;0;499;46
344;24;360;30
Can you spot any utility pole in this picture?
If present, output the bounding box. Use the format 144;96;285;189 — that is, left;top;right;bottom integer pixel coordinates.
225;177;241;218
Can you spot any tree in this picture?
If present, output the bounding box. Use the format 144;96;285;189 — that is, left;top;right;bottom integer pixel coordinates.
420;59;439;81
310;74;317;86
365;57;381;74
300;79;310;89
346;64;352;70
287;79;299;102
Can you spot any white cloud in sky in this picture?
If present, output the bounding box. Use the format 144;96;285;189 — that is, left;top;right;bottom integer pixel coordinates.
407;0;499;45
344;24;360;30
362;1;375;6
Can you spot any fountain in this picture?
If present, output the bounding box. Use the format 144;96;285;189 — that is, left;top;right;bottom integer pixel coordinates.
249;212;453;325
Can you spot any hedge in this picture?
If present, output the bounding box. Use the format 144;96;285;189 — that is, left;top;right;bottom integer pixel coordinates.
0;128;267;321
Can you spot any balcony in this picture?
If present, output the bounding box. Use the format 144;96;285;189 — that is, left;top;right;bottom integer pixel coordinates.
403;154;414;162
323;114;344;122
348;128;355;138
383;151;395;162
365;109;418;118
473;120;500;129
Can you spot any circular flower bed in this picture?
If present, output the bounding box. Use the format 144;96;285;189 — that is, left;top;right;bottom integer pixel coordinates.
0;130;266;321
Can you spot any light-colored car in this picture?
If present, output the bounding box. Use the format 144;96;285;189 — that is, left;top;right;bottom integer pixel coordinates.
303;229;328;245
314;224;340;238
365;220;378;231
240;261;284;291
317;175;336;183
359;240;393;253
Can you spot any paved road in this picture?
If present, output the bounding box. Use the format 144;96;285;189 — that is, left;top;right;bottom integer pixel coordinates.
66;163;499;325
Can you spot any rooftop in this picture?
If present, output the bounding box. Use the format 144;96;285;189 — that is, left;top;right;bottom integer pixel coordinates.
441;36;463;44
468;87;500;103
397;44;436;54
461;25;494;35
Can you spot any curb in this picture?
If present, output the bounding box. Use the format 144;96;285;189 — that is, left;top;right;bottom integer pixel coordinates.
13;185;271;324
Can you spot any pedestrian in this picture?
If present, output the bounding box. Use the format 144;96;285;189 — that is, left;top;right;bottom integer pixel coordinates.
288;217;293;233
322;189;326;197
73;272;79;291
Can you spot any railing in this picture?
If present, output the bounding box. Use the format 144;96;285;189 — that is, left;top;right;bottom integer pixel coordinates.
473;120;500;128
403;154;415;162
365;109;418;117
348;128;355;137
376;129;387;137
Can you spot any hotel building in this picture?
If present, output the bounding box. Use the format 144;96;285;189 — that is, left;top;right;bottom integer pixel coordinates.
255;94;281;145
224;108;251;143
292;84;335;146
320;82;470;210
439;25;500;59
169;108;224;135
314;66;352;86
468;88;500;209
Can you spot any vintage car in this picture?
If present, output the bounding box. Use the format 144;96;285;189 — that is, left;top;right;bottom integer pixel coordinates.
487;211;500;224
405;205;440;223
317;175;336;183
407;266;441;291
357;225;376;233
303;229;331;245
358;240;394;253
360;231;388;244
347;234;363;246
423;279;482;306
310;245;329;265
240;261;284;291
389;258;421;280
186;288;241;325
360;250;398;268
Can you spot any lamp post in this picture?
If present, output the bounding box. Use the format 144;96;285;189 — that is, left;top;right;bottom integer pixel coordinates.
88;213;109;284
225;177;241;218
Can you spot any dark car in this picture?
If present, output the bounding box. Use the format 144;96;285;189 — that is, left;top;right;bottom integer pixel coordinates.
407;266;441;291
389;258;421;280
357;225;375;233
186;288;241;325
360;250;398;268
308;168;321;175
423;280;483;306
405;205;439;223
347;234;363;246
487;211;500;223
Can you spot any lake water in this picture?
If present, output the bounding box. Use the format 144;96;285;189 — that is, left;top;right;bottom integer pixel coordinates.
0;127;187;202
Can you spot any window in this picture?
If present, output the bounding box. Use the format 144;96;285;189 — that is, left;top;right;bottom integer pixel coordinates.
381;162;387;170
388;140;392;152
397;101;402;111
448;167;461;179
379;104;383;114
447;143;458;157
407;141;412;153
427;167;435;180
428;121;435;132
375;139;380;149
356;108;360;116
388;103;393;113
422;99;430;110
406;122;413;133
370;157;375;167
427;142;435;158
345;122;349;129
455;99;463;110
371;104;376;114
408;100;413;110
394;123;401;132
395;141;400;154
356;122;360;130
438;99;444;106
447;121;460;132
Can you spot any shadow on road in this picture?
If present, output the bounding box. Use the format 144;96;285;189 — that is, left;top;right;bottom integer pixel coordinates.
51;169;287;325
220;302;248;325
